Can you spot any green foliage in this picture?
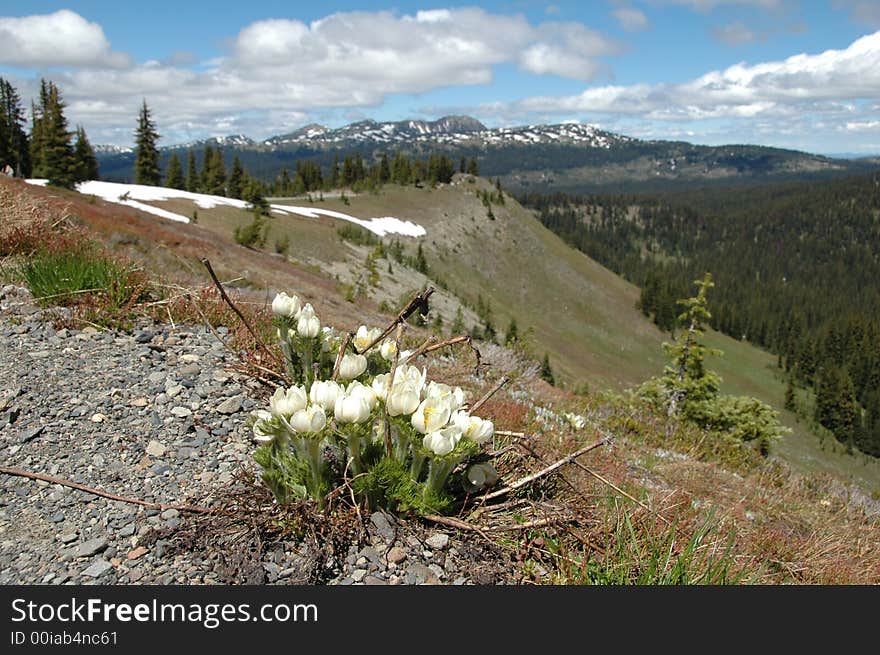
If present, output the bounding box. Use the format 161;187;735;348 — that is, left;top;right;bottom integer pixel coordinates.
133;99;161;186
253;443;308;505
638;274;788;451
0;77;31;177
234;208;268;249
31;79;75;188
351;457;451;515
72;125;98;183
164;152;185;190
540;352;555;385
274;234;290;255
337;223;379;246
528;172;880;457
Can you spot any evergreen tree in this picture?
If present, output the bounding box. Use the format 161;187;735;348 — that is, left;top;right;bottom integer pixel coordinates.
201;146;226;196
540;352;555;385
505;318;519;345
164;152;185;190
227;154;244;199
466;156;478;176
31;80;75;188
71;125;98;182
185;149;198;192
133;99;161;185
0;77;30;176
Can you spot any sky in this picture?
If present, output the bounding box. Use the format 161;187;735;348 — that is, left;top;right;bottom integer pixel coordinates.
1;1;879;155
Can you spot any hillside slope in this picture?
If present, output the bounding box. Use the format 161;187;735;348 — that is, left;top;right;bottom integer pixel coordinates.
8;175;880;491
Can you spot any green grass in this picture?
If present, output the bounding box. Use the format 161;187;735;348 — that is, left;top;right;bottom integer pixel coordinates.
546;499;755;585
18;241;141;311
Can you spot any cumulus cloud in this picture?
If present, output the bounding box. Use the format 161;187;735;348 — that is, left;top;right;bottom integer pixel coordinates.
613;7;650;31
0;10;130;68
33;7;623;144
505;30;880;121
656;0;784;10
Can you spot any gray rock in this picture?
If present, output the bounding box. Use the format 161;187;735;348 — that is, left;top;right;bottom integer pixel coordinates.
370;511;395;540
351;569;367;582
81;559;113;578
146;440;166;457
20;425;44;443
216;395;243;415
425;533;450;550
75;537;109;558
386;546;407;564
406;562;440;585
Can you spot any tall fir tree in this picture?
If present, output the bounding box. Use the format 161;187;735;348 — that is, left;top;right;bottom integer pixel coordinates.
185;148;198;192
31;79;75;188
72;125;98;182
164;152;185;190
133;99;160;185
201;146;226;196
0;77;30;176
227;154;244;199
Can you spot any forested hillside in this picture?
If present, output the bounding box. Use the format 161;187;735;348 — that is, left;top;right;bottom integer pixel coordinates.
522;173;880;458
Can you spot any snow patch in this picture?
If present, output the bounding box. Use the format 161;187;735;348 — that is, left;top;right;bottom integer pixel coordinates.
26;179;426;237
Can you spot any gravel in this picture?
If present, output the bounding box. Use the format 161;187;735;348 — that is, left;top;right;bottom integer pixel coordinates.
0;285;516;586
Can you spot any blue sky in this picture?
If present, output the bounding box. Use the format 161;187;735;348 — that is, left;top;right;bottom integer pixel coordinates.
1;1;879;154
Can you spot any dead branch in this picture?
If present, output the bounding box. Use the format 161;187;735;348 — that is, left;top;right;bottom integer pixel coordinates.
199;257;283;371
480;435;609;502
0;466;214;514
469;375;510;414
356;286;434;355
331;331;354;381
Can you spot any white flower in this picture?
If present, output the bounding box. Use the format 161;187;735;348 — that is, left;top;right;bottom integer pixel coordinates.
387;381;422;417
296;303;321;338
411;396;453;434
379;339;397;361
320;326;337;353
251;409;275;443
353;325;382;352
288;405;327;434
394;364;426;392
334;394;372;424
270;385;308;419
452;410;494;445
564;412;586;430
271;292;301;318
338;353;367;380
425;381;466;413
309;380;343;412
346;381;378;410
423;425;463;456
467;462;499;488
371;373;391;399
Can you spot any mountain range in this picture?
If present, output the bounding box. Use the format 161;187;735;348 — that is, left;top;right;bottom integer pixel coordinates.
95;115;880;193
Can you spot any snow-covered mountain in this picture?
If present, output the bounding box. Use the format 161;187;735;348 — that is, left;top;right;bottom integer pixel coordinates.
262;115;630;150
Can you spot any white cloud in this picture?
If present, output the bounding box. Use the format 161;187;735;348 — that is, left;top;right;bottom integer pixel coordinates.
0;10;129;68
27;8;622;144
613;7;650;31
507;30;880;120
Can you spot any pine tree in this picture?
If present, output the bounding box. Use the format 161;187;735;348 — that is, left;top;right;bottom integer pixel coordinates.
71;125;98;182
31;80;75;188
466;156;478;176
662;273;722;416
505;317;519;345
185;149;198;192
133;99;161;185
201;146;226;196
0;77;30;176
164;152;185;189
451;306;465;334
227;154;244;199
540;352;555;385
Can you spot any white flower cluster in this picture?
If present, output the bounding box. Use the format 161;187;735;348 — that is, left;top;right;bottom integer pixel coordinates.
251;291;499;507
